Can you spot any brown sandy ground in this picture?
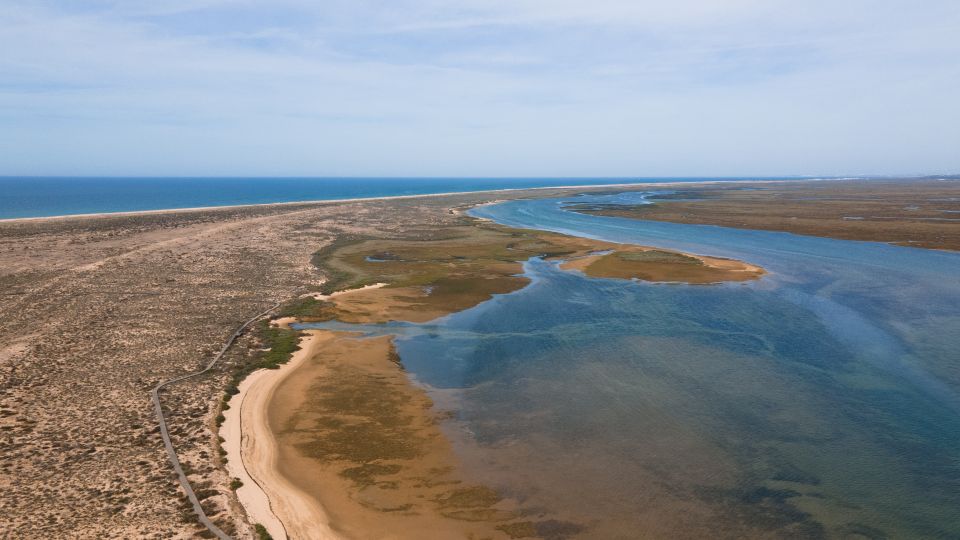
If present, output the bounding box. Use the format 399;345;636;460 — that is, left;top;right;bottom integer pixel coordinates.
569;177;960;251
0;189;583;539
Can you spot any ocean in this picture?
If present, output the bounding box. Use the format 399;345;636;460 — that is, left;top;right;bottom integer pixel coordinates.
300;191;960;538
0;176;804;219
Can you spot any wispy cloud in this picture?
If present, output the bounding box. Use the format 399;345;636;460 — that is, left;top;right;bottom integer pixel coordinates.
1;0;958;176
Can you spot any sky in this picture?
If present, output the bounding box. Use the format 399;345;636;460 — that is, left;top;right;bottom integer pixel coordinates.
1;1;959;177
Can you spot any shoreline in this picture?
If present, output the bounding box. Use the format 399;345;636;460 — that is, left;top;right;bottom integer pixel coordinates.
0;178;838;223
221;285;398;540
220;324;341;540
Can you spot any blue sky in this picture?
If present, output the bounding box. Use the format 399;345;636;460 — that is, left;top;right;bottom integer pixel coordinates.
1;1;958;176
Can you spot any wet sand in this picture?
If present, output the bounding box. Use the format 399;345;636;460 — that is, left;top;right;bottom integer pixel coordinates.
266;332;527;539
223;287;533;539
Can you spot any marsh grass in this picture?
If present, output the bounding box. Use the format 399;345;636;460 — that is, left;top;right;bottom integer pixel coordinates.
305;224;645;323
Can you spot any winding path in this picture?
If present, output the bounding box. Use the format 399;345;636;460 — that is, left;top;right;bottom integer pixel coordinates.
151;302;281;540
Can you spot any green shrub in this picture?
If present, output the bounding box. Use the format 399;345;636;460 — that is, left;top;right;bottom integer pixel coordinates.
254;523;273;540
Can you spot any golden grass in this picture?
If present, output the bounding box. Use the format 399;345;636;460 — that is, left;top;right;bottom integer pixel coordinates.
566;248;765;284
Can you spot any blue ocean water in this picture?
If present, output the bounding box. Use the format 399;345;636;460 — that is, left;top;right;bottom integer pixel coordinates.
299;192;960;538
0;176;804;219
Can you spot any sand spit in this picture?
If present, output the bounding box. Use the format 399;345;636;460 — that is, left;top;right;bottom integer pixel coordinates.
0;177;680;537
307;282;386;301
222;286;392;540
0;178;831;224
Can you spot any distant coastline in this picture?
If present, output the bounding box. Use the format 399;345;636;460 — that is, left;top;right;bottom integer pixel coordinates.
0;176;830;221
0;176;841;222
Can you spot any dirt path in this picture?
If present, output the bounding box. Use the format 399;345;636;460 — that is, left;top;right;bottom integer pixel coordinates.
152;302;279;539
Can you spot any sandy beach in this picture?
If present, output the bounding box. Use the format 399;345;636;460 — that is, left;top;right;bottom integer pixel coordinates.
221;323;341;540
219;286;389;540
223;323;529;539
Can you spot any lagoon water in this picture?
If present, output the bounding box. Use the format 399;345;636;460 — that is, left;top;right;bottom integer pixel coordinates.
302;192;960;538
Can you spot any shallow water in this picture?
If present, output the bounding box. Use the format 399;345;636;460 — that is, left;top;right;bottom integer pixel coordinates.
301;193;960;538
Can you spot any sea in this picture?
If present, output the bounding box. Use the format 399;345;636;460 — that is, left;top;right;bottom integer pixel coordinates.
0;176;808;219
299;191;960;538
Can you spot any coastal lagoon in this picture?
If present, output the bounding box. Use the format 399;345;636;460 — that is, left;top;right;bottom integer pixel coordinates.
300;193;960;538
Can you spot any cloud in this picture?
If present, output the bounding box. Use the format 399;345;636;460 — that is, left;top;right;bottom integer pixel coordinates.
0;0;958;175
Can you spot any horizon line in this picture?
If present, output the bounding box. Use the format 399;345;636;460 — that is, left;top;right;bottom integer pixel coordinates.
2;174;956;180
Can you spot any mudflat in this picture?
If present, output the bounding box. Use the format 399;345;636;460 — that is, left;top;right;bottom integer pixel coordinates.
268;332;526;539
